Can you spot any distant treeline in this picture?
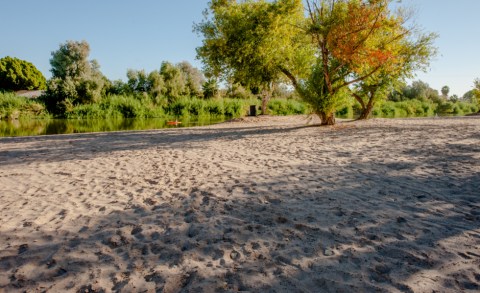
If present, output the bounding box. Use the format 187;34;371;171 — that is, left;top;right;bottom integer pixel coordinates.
0;41;478;121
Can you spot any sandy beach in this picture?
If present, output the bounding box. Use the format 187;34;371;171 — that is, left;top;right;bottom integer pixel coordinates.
0;115;479;292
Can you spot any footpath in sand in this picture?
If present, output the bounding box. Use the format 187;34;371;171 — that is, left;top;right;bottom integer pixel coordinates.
0;115;479;292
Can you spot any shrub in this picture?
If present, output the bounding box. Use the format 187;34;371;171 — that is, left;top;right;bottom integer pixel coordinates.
0;56;47;91
224;98;246;116
336;105;352;118
377;102;396;117
46;40;106;109
204;99;224;116
437;101;454;114
267;98;309;116
0;92;48;119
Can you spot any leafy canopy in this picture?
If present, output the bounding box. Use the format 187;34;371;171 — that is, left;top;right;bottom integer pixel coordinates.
350;6;437;119
0;56;46;91
121;61;205;102
298;0;436;124
47;40;106;105
195;0;313;88
474;79;480;107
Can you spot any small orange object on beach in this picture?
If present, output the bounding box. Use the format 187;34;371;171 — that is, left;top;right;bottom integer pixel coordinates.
166;120;182;126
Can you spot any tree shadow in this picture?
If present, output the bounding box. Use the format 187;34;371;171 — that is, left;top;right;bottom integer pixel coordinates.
0;124;320;167
1;147;479;292
1;117;479;292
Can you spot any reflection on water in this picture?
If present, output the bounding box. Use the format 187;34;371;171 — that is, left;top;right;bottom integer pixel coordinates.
0;117;227;137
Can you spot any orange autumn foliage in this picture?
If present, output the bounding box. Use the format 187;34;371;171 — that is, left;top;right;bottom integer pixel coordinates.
327;1;397;72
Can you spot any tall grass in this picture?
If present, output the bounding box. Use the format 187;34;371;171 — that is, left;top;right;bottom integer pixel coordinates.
268;99;310;115
11;90;474;122
64;95;263;119
369;100;435;118
437;100;478;116
0;92;49;120
64;95;165;119
165;97;258;118
371;100;478;118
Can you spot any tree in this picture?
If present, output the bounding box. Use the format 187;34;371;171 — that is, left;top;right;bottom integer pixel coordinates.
195;0;314;114
202;78;220;99
462;90;475;103
177;61;205;98
47;40;106;107
122;61;204;101
474;79;480;108
0;56;46;91
351;21;437;119
296;0;436;125
126;69;151;93
125;69;166;99
441;86;450;98
160;61;188;102
402;80;441;103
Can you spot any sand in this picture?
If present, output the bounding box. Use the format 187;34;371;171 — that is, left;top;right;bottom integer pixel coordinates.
0;115;479;293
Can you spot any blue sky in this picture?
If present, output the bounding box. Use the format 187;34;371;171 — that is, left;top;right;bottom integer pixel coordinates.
1;0;479;96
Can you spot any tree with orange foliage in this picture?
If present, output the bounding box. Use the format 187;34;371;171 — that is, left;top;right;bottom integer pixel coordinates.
286;0;435;125
351;5;437;120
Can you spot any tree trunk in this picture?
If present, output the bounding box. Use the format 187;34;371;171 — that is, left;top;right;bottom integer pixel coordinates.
261;95;269;115
260;83;273;115
357;92;375;120
320;111;336;125
358;100;375;120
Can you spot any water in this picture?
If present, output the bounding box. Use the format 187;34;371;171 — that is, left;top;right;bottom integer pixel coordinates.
0;117;227;137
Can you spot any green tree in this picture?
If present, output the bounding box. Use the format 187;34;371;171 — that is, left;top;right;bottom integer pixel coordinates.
462;90;475;103
0;56;46;91
441;86;450;99
148;70;165;98
202;78;220;99
47;40;106;108
195;0;313;114
123;62;204;100
106;79;128;95
126;69;151;93
159;61;188;102
297;0;436;125
351;24;437;119
403;80;442;103
177;61;205;98
474;79;480;108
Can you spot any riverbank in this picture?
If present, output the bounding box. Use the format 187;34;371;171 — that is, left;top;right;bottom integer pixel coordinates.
0;115;479;292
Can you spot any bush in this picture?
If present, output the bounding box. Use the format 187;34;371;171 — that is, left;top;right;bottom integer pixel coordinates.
65;103;103;119
376;102;396;117
204;99;224;116
437;101;454;114
0;56;47;91
336;105;353;118
0;92;49;119
62;94;165;119
456;101;478;115
223;98;246;116
268;98;309;116
46;40;106;108
226;83;254;100
186;98;205;116
372;100;436;118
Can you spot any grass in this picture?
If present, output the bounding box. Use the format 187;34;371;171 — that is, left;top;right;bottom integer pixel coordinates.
268;99;310;115
0;92;49;120
3;91;476;122
372;100;478;118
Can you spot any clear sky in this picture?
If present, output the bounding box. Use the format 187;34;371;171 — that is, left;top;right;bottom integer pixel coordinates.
1;0;479;96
